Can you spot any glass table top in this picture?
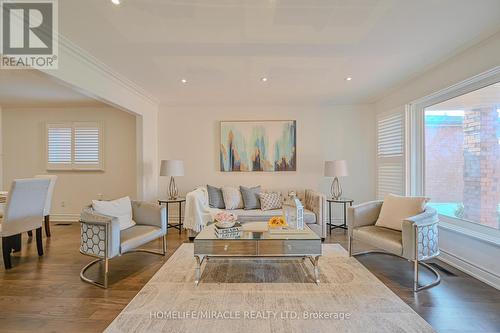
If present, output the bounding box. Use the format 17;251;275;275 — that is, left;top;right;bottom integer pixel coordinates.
195;222;320;241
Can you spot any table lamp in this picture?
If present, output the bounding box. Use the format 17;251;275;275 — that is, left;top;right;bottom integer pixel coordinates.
324;160;348;200
160;160;184;200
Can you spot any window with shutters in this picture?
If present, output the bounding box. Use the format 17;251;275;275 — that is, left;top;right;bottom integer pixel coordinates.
46;122;103;170
376;112;405;199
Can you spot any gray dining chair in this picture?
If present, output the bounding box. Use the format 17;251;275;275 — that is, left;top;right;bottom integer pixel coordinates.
1;178;50;269
35;175;58;237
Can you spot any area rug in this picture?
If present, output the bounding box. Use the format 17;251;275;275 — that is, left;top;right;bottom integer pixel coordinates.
105;244;434;333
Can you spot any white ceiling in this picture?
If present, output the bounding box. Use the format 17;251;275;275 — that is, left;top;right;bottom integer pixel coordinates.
0;70;101;107
57;1;500;106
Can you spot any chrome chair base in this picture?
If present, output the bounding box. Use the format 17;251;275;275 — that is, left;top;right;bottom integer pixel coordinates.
80;258;109;289
80;235;167;289
349;246;441;292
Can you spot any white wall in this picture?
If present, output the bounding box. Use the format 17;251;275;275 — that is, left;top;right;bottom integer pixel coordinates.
0;106;2;191
2;106;137;220
376;31;500;114
41;39;159;201
159;105;376;206
375;31;500;289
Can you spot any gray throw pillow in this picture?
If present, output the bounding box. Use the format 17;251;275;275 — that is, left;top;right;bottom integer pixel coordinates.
240;185;261;210
207;185;225;209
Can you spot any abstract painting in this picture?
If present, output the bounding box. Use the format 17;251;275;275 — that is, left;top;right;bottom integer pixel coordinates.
220;120;296;172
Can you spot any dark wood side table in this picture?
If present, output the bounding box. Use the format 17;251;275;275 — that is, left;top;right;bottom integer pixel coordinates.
327;198;354;234
158;198;186;235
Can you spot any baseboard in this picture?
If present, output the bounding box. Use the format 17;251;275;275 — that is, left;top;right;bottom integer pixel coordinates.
50;214;80;223
438;250;500;290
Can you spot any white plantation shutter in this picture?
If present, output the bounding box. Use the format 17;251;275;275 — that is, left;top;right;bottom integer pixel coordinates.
377;112;405;199
378;113;404;157
47;125;72;168
46;122;103;170
74;124;101;167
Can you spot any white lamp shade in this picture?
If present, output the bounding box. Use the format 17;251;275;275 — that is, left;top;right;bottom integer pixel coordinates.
160;160;184;177
324;160;348;177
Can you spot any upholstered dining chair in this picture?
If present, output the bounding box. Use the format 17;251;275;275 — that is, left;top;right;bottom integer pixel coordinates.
34;175;57;237
1;178;50;269
79;201;167;288
347;200;440;292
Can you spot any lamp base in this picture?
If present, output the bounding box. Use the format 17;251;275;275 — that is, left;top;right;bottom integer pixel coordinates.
168;176;178;200
330;177;342;200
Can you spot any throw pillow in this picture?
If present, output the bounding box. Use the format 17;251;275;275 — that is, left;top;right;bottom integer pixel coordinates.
92;196;136;231
207;185;225;209
240;185;262;210
259;192;283;211
221;186;244;210
375;194;429;231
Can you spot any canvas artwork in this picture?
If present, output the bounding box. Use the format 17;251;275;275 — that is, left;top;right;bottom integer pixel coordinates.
220;120;296;172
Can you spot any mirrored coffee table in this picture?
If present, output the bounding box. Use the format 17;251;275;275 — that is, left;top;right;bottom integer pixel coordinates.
193;222;322;285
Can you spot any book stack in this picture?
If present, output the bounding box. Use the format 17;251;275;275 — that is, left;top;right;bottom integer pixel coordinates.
215;223;242;239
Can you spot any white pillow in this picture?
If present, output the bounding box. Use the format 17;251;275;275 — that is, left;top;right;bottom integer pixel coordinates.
375;194;429;231
92;196;136;231
221;186;244;210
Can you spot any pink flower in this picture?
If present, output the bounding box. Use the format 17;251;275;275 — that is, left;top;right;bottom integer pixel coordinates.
215;211;237;223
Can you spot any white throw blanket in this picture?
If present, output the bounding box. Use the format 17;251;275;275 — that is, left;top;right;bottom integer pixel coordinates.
183;187;217;232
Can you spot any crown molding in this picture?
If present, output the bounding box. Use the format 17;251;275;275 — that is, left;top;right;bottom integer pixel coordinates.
56;33;160;108
409;65;500;107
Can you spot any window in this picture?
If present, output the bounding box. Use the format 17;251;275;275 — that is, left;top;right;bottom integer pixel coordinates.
46;122;103;170
377;111;405;199
424;82;500;230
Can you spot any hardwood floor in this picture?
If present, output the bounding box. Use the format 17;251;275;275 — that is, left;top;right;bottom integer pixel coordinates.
1;223;499;333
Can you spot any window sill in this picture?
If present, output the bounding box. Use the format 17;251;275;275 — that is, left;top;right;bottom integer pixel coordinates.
438;215;500;247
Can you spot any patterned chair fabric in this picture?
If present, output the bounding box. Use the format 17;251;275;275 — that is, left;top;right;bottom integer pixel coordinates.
81;223;107;258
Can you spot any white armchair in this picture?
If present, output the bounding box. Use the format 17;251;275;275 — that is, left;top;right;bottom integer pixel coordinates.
79;201;167;288
347;200;440;292
1;178;50;269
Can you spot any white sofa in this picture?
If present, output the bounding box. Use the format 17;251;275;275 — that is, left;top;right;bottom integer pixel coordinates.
184;187;327;240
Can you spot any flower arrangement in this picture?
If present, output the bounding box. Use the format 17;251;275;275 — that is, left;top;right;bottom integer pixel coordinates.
214;211;238;228
268;216;288;228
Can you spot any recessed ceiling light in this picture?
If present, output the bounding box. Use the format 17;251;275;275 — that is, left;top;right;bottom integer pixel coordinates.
111;0;120;4
261;77;268;82
345;77;353;81
181;79;187;84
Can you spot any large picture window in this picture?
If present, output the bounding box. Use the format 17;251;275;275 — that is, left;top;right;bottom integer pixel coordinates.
424;82;500;230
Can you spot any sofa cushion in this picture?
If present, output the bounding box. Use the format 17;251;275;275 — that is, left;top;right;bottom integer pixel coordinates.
353;225;402;256
375;194;428;231
207;185;225;209
221;186;244;209
120;225;163;253
240;185;261;209
259;192;283;210
228;208;316;224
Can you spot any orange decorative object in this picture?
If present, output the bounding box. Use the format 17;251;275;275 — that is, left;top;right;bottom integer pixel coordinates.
268;216;288;228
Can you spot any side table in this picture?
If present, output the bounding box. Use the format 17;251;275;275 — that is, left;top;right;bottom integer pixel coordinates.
327;198;353;234
158;198;186;235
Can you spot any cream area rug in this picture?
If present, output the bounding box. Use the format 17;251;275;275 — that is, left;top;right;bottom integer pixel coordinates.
105;244;434;333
